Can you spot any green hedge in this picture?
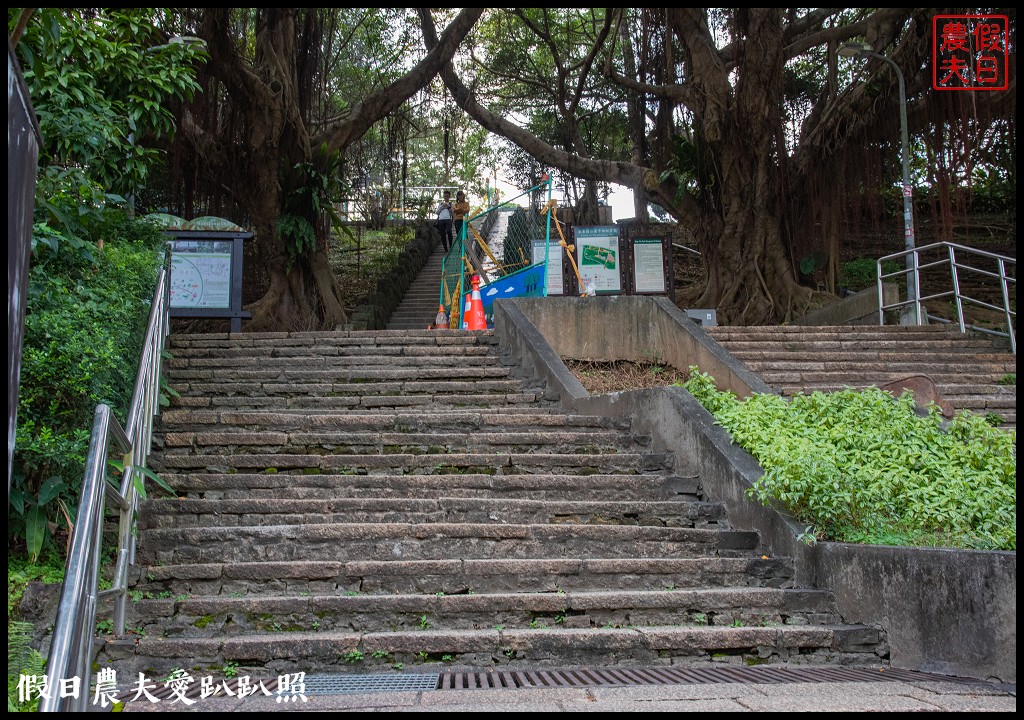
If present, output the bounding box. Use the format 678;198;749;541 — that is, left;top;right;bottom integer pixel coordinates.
682;368;1016;551
10;211;164;559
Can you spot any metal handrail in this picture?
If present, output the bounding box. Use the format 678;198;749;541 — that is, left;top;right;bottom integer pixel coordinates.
878;241;1016;354
40;264;170;712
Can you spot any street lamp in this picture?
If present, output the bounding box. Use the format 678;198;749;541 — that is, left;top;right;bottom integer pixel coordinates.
839;42;919;324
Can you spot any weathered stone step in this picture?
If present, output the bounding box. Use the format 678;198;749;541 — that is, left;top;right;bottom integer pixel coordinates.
104;623;883;678
705;325;985;339
136;524;760;565
137;497;725;530
127;588;841;638
168;363;510;384
743;360;1014;375
169;379;531;399
157;473;702;502
167;391;549;412
137;556;792;598
730;350;1012;363
716;339;1001;353
157;429;650;455
156;410;628;433
168;345;496;362
168;329;494;346
150;451;675;476
758;370;1010;386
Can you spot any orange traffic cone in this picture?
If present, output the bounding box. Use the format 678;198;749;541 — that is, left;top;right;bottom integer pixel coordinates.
461;289;473;330
431;304;448;330
464;275;487;331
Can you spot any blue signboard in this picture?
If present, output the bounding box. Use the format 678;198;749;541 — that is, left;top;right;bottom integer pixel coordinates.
466;262;547;320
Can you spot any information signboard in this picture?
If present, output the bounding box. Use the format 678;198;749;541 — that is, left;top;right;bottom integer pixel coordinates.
632;237;668;293
169;240;233;309
574;226;621;294
532;240;565;295
163;230;252;332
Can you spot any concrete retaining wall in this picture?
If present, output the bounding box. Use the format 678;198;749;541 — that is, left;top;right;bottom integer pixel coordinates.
492;295;1016;684
794;283;900;326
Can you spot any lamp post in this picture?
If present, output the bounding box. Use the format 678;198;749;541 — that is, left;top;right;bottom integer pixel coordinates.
839;42;919;324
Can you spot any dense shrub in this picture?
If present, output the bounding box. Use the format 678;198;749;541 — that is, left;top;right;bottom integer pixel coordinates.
839;257;902;292
682;368;1016;551
11;210;165;559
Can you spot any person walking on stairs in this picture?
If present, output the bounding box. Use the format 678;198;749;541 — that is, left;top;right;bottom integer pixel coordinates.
453;190;470;249
435;190;454;252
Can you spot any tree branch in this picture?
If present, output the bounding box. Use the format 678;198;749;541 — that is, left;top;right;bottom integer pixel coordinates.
314;8;483;153
421;8;697;217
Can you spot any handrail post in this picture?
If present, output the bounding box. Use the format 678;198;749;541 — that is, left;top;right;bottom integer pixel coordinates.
877;259;885;325
948;245;965;333
998;257;1016;354
40;406;113;712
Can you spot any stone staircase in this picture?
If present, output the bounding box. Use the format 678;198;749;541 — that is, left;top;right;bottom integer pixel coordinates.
386;247;446;330
704;324;1016;430
98;329;887;682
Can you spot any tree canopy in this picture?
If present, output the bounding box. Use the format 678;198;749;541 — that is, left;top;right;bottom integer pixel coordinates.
13;8;1015;329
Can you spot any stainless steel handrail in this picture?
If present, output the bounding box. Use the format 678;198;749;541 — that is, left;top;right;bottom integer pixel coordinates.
878;241;1016;354
40;264;170;712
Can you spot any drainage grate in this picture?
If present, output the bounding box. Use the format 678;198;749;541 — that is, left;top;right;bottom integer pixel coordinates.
435;665;981;691
119;666;981;703
303;673;441;695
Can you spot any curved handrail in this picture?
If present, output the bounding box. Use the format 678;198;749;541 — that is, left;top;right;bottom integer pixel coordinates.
878;241;1016;354
40;263;170;712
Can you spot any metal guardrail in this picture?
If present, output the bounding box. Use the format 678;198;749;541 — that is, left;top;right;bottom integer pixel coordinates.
878;241;1016;354
40;265;171;712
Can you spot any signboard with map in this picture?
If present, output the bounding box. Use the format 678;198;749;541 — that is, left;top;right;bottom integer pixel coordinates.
573;226;621;294
168;240;233;309
162;228;253;332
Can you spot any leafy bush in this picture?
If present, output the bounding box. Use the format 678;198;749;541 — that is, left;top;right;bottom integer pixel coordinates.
839;257;902;292
11;209;164;560
682;369;1016;550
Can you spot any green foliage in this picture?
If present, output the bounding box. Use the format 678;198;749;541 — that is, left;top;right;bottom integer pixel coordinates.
8;552;65;618
839;258;902;292
682;368;1016;550
8;621;45;712
12;8;205;207
11;211;165;558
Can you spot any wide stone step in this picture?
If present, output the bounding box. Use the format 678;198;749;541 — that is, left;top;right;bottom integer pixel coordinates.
705;325;982;339
102;624;883;678
168;345;496;362
742;360;1014;375
729;350;1012;363
169;366;514;385
156;429;650;455
136;557;794;597
155;410;628;433
149;451;675;476
171;382;532;402
136;523;760;565
138;497;726;530
127;588;841;638
757;370;1010;386
167;391;549;412
165;332;489;352
717;339;1001;353
157;473;702;502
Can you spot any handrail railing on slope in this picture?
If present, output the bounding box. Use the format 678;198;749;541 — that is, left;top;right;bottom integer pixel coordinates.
878;241;1015;354
40;263;171;712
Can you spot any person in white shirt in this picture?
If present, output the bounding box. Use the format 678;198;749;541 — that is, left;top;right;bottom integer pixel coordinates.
435;190;453;252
